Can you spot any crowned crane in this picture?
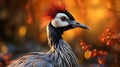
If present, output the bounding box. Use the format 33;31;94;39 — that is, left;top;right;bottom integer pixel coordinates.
8;1;90;67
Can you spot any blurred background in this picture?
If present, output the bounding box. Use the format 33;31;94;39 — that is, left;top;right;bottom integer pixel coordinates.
0;0;120;67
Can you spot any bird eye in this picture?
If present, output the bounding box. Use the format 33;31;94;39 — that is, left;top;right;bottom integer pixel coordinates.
61;16;67;21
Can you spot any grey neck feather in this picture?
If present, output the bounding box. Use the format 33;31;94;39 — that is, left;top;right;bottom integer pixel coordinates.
46;23;79;67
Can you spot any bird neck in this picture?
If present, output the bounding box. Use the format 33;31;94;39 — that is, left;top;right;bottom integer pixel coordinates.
46;23;78;67
47;23;63;47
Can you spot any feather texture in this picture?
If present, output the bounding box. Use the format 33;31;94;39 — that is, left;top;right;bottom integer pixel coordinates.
8;39;78;67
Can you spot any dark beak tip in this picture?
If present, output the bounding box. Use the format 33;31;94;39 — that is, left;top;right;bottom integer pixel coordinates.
71;21;91;30
86;27;91;30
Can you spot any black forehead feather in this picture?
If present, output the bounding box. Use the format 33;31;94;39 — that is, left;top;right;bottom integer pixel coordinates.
59;10;75;20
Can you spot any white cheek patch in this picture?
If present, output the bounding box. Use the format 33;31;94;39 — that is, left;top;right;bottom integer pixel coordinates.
51;19;69;28
56;13;69;19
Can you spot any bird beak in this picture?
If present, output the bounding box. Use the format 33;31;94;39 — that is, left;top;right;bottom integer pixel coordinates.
70;21;90;30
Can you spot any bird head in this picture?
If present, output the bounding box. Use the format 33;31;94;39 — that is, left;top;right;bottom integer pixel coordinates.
41;1;90;31
51;11;90;30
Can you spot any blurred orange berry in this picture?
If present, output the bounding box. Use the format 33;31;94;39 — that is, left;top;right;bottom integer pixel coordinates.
84;50;92;59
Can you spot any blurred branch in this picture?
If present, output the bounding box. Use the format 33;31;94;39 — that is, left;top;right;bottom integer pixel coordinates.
104;5;120;13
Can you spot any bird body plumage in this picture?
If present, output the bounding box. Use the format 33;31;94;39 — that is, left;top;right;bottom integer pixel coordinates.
8;23;79;67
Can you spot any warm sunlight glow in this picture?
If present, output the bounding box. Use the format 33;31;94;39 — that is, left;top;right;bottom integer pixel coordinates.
19;26;27;38
0;41;8;53
1;46;8;53
105;2;112;9
87;7;106;23
63;30;76;41
96;8;106;20
91;0;100;5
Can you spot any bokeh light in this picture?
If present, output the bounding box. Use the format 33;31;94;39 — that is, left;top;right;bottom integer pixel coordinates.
18;26;27;38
